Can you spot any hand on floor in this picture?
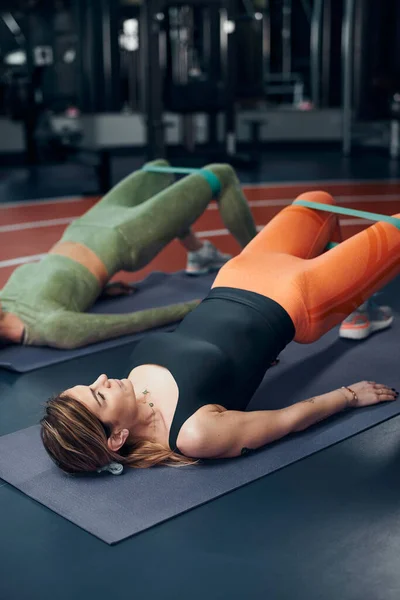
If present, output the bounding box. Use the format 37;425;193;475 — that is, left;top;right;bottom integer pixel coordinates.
101;282;138;298
346;381;398;408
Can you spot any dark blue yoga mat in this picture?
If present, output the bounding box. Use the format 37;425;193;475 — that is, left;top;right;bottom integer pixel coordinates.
0;319;399;544
0;271;214;373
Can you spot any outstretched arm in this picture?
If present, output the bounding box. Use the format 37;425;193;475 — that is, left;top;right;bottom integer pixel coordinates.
37;300;200;349
179;382;397;459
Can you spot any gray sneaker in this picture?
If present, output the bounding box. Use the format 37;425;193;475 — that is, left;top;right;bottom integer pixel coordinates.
339;299;393;340
185;240;232;276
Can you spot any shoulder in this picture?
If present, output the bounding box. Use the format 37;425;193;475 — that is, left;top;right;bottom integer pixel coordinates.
176;404;226;457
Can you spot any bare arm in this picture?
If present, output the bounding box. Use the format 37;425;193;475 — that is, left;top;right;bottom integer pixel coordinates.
37;300;200;349
180;383;397;459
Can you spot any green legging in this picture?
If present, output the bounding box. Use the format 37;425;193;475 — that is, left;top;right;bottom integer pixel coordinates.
61;159;256;273
0;160;256;349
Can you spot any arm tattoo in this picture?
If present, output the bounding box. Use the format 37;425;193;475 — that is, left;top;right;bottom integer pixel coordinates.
301;397;316;404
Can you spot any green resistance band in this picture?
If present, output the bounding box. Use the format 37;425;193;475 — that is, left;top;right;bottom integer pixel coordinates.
141;164;222;198
142;165;199;175
293;199;400;250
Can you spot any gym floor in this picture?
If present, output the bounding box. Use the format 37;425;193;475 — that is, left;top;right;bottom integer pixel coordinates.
1;149;400;600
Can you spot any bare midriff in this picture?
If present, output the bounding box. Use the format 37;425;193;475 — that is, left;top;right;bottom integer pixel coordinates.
49;241;109;286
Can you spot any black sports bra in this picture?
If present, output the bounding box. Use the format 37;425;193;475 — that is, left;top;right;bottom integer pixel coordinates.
129;287;295;453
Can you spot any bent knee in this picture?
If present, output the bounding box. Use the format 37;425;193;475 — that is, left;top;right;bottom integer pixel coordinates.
294;190;336;207
203;163;238;188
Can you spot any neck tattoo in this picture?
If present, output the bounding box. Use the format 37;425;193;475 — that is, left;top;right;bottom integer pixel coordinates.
142;389;154;410
142;389;156;438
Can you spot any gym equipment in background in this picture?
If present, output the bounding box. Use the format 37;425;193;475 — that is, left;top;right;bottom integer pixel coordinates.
140;0;258;167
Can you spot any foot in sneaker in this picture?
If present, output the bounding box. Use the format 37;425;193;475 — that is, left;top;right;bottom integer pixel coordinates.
185;240;231;276
339;300;393;340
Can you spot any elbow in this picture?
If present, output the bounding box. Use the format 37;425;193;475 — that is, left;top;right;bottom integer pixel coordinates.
176;425;213;459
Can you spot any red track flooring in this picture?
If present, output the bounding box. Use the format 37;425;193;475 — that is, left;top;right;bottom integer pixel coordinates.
1;180;400;289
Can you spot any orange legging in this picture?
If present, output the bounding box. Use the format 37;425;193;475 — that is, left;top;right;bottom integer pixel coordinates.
213;191;400;343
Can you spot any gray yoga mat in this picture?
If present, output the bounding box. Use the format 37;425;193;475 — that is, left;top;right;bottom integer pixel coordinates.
0;271;214;373
0;320;399;545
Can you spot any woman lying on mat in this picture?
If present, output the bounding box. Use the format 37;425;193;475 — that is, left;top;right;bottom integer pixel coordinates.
0;160;257;349
41;190;400;474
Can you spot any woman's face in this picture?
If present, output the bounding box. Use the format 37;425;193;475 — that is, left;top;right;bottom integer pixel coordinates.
66;374;137;428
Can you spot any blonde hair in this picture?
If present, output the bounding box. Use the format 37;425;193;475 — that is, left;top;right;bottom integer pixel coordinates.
40;394;198;474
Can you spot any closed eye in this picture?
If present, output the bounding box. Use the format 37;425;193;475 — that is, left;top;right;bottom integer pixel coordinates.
89;388;106;406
